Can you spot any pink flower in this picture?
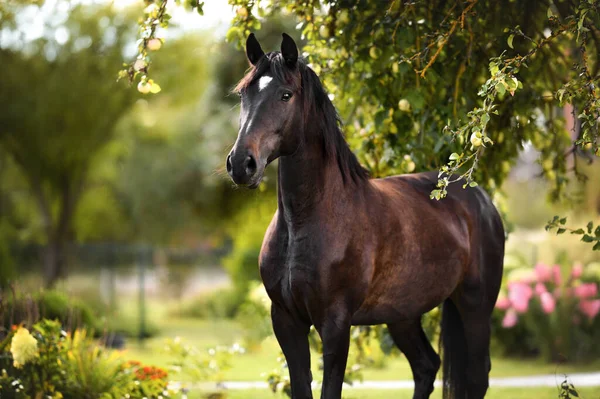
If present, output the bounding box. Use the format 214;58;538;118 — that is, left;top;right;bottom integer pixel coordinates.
534;264;553;282
502;308;518;328
540;292;556;314
553;265;562;285
571;263;583;279
508;282;533;313
574;283;598;299
535;282;547;296
579;299;600;320
496;295;511;310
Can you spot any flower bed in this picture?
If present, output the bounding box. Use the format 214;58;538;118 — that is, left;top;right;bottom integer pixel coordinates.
494;261;600;362
0;319;240;399
0;320;169;398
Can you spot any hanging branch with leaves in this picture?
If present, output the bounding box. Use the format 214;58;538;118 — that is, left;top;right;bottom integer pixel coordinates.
118;0;205;94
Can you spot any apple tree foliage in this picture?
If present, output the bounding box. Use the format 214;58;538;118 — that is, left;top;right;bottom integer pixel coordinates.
128;0;600;250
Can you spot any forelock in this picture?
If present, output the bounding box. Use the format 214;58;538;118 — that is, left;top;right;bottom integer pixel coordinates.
234;52;302;93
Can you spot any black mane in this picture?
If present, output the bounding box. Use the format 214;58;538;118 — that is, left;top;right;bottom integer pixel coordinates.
235;52;369;185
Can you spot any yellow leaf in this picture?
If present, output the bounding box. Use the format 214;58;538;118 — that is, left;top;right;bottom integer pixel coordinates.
150;82;162;94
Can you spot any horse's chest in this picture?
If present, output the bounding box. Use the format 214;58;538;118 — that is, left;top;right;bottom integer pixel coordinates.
260;233;325;320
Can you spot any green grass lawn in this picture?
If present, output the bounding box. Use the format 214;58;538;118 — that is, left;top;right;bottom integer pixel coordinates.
114;315;600;384
187;386;600;399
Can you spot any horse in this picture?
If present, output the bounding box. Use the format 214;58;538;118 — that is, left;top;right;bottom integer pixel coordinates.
226;33;505;399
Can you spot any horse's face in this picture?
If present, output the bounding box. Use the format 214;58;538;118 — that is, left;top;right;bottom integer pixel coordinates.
226;33;301;188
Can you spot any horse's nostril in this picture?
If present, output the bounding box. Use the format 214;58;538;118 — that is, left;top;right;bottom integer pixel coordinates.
226;154;233;174
245;155;257;176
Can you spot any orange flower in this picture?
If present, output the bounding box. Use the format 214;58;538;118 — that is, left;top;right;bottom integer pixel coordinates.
134;364;168;381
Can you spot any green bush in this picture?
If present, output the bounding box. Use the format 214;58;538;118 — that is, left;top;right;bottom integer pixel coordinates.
221;196;276;302
0;242;15;289
491;308;540;358
39;290;97;331
0;289;161;340
1;290;98;333
175;287;243;319
236;282;273;350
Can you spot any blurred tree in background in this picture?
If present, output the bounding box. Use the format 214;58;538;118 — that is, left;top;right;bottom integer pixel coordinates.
0;4;138;287
0;0;300;289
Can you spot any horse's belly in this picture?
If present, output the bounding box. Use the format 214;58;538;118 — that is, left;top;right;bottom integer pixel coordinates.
351;259;463;325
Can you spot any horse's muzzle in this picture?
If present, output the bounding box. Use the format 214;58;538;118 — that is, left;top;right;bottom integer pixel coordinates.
226;150;259;187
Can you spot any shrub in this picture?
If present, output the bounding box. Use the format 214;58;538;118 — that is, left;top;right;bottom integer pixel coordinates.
175;287;243;319
494;261;600;362
1;290;98;334
221;197;276;302
39;290;97;331
235;282;273;350
1;289;160;340
164;336;243;385
0;320;169;399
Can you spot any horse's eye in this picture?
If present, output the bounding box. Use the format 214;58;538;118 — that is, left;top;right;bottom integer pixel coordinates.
281;92;293;102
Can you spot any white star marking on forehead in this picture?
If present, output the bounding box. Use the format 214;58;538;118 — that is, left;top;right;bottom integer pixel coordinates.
258;75;273;91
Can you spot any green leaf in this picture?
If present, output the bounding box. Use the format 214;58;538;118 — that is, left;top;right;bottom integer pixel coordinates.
405;91;425;111
449;152;460;161
469;181;478;187
582;234;595;243
489;62;499;76
593;241;600;251
571;229;585;235
578;11;588;31
495;82;506;96
481;113;490;125
587;221;594;233
507;34;514;49
556;228;566;235
374;109;387;129
559;217;567;225
595;226;600;237
569;388;579;397
226;27;240;43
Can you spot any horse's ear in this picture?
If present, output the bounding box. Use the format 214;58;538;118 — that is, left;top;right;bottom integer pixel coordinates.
280;33;298;67
246;33;265;66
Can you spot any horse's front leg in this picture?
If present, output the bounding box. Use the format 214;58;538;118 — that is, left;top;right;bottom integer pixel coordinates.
317;310;351;399
271;304;313;399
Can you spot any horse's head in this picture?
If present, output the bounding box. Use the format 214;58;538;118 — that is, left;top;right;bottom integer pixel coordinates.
226;33;303;188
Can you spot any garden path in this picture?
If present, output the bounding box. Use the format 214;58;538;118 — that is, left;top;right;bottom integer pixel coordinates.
193;372;600;390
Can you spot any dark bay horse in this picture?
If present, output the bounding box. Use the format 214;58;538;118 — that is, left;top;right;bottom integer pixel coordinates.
226;33;505;399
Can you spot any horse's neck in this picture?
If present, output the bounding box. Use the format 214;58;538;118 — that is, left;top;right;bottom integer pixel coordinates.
277;148;346;227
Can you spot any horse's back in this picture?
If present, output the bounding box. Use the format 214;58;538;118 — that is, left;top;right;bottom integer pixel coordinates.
375;171;504;244
381;171;505;309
